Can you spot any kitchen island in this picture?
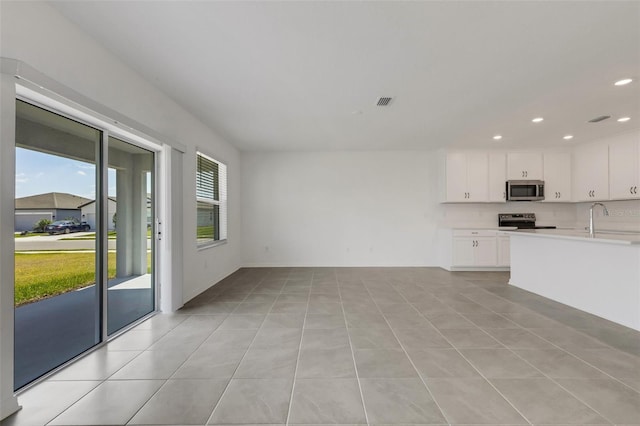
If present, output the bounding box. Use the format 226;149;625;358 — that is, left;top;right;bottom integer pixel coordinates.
505;229;640;331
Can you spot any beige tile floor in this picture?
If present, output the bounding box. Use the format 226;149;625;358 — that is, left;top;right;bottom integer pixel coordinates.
3;267;640;425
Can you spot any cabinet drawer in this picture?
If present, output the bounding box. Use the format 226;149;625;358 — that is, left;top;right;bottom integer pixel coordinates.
453;230;498;237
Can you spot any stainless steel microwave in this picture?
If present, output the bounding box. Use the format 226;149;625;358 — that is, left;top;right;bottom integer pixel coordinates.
506;180;545;201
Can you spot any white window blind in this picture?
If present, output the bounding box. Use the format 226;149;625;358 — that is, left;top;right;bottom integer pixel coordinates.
196;151;227;247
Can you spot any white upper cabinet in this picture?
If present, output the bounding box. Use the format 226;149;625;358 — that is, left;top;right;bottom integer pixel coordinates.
488;153;507;202
507;152;543;180
442;151;489;202
543;152;571;202
573;143;609;201
609;133;640;200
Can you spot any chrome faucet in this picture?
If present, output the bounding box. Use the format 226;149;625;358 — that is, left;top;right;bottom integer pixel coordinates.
589;202;609;237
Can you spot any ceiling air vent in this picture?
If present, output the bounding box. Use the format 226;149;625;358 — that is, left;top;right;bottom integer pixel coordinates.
588;115;611;123
376;97;393;106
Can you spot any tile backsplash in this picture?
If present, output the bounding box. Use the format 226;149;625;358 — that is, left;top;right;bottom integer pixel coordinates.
437;202;577;229
437;199;640;232
575;200;640;232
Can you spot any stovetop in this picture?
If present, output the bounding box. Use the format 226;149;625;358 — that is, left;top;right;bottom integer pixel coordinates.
498;213;556;230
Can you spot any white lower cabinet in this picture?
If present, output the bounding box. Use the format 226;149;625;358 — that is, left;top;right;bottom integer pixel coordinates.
452;237;497;266
450;230;501;268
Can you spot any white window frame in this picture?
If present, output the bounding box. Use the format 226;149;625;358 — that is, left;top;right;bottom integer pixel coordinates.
196;150;227;249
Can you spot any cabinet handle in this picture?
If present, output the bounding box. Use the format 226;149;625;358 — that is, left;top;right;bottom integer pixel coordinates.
635;186;638;194
558;192;561;198
631;186;634;195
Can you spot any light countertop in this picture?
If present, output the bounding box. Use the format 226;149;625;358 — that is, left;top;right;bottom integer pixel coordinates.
504;228;640;245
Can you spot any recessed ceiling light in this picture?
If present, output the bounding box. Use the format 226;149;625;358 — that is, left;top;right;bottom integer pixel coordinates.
618;117;631;122
493;135;502;140
563;135;574;140
532;117;544;123
614;78;633;86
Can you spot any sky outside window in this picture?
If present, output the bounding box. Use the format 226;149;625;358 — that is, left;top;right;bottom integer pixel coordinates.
16;147;117;199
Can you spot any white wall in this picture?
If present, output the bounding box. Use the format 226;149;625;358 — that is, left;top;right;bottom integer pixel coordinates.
241;151;442;266
0;1;242;302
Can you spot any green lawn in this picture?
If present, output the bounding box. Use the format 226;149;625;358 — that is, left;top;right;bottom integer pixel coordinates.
14;232;48;239
14;252;152;306
60;231;118;241
15;252;116;306
197;226;215;239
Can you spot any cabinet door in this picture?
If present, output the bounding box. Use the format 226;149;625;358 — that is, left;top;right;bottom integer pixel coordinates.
573;143;609;201
543;152;571;202
475;237;498;266
507;152;543;180
488;153;507;202
452;238;475;266
466;152;489;201
497;236;510;266
445;152;469;202
609;136;639;200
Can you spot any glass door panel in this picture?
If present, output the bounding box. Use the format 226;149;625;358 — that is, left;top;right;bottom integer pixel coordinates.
107;137;155;335
14;100;101;389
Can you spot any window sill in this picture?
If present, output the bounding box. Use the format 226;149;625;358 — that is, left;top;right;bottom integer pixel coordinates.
197;239;228;251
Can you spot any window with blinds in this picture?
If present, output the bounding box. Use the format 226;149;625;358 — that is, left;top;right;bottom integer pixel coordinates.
196;152;227;247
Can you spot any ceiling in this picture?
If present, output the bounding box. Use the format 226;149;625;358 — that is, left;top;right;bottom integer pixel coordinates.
51;1;640;152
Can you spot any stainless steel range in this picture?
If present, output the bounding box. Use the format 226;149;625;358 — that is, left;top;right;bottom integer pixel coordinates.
498;213;556;229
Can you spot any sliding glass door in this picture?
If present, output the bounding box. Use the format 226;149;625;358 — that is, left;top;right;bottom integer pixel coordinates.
107;137;155;334
14;99;156;389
